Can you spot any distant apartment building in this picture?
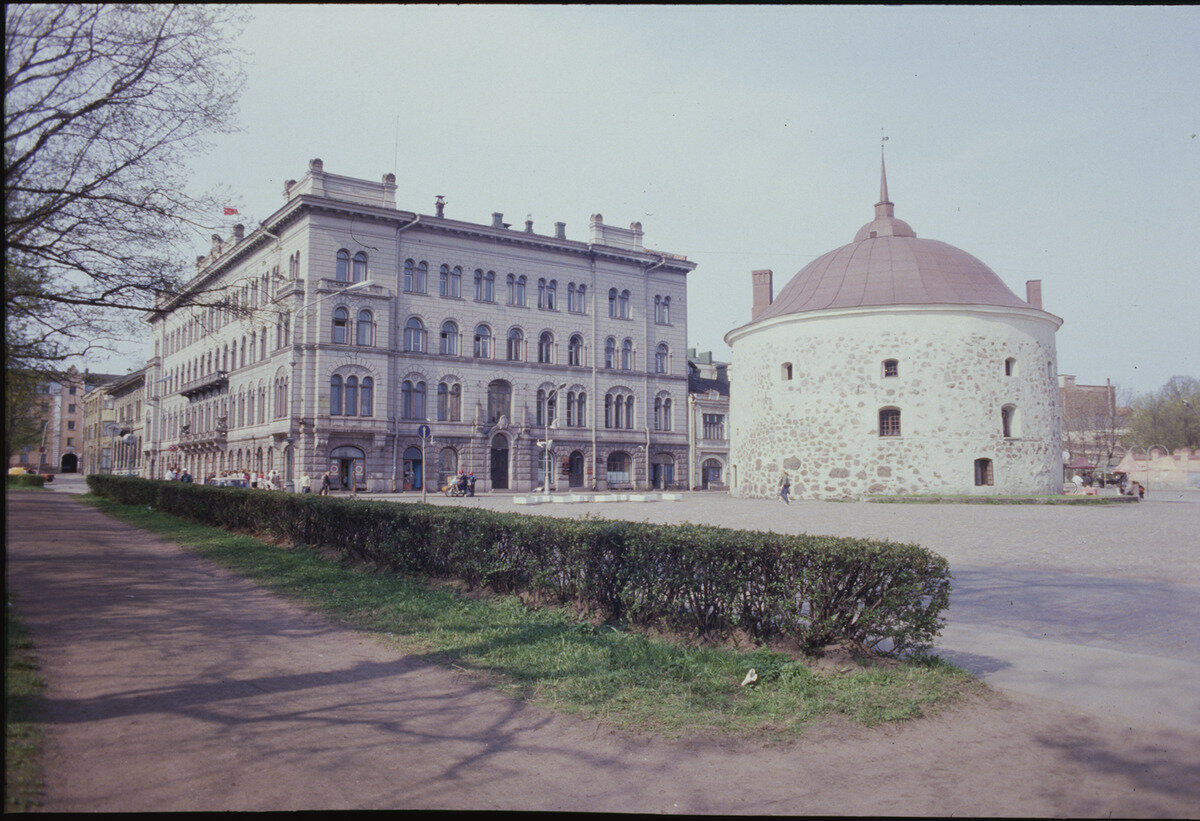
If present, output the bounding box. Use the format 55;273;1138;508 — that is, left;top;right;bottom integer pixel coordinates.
8;366;118;473
1058;374;1129;474
687;348;730;489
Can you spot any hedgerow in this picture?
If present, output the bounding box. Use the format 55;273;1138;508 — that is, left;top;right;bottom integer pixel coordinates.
86;475;952;655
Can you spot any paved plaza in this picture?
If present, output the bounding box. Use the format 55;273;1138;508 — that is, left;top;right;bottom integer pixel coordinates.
10;478;1200;813
44;474;1200;733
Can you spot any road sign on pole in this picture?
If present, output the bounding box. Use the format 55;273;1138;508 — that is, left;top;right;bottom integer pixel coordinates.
417;424;432;440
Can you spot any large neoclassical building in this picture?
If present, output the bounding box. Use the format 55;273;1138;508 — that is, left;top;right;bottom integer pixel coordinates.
724;160;1064;499
145;160;695;492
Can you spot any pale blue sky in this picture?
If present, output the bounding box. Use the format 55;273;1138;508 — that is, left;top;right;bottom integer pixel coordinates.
110;4;1200;397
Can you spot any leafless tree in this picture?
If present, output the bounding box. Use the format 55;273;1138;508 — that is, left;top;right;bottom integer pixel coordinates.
4;4;248;371
1060;379;1129;472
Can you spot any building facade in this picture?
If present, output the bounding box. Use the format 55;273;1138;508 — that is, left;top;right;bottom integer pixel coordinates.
8;366;117;473
107;370;147;476
145;160;695;493
686;348;731;490
1058;374;1129;476
725;159;1063;499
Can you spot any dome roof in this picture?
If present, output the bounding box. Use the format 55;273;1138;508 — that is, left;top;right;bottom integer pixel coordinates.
754;158;1030;321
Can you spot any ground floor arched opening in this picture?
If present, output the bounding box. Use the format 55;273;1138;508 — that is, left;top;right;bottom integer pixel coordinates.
490;434;509;490
60;453;78;473
330;444;366;491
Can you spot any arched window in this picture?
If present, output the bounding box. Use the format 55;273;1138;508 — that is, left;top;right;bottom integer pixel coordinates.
1001;404;1017;438
487;379;512;423
536;388;546;427
405;259;416;292
336;249;350;282
484;270;495;302
414;381;426;419
506;327;524;361
507;273;517;305
662;296;670;324
353;252;367;283
414;261;428;293
621;338;633;370
568;334;584;367
440;320;459;356
439;265;450;297
605;337;616;369
654;295;663;324
654;397;663;431
782;362;793;381
538;331;554;364
404;317;425;352
608;288;617;317
537;277;547;308
619;289;631;318
401;380;414;419
879;407;901;437
655;343;668;374
566;391;576;427
474;269;484;301
568;282;577;312
515;274;525;306
450;266;462;297
575;392;586;427
275;375;288;418
473;324;492;358
360;377;373;416
663;397;672;431
546;279;557;310
606;451;631;486
1005;357;1017;377
624;395;635;429
344;376;359;417
356;309;374;346
331;308;349;345
437;382;461;422
883;359;899;378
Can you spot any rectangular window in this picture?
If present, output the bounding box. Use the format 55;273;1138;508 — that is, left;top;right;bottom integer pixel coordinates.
702;413;725;440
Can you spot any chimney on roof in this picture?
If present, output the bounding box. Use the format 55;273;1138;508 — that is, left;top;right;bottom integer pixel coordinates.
752;269;774;320
1026;280;1042;309
525;215;534;233
492;212;505;229
555;222;566;239
232;224;244;241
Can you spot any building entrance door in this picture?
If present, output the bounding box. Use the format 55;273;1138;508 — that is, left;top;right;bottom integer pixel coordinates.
403;445;423;491
568;450;584;488
490;435;509;490
330;445;366;491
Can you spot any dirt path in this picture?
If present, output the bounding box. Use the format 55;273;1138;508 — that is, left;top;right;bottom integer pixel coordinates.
6;491;1199;814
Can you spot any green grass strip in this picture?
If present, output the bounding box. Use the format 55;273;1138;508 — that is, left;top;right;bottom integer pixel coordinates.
5;596;45;811
79;493;981;739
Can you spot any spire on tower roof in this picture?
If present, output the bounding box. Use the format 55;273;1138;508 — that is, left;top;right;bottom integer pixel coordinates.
879;151;890;205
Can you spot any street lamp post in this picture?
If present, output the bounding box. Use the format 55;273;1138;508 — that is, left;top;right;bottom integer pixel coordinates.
540;383;566;497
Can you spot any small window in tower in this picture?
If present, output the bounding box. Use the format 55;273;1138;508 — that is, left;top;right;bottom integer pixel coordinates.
782;362;793;381
1001;404;1017;438
879;407;901;437
1005;357;1017;376
883;359;899;378
974;458;994;486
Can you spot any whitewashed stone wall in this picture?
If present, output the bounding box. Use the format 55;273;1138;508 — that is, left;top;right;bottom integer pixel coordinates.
728;305;1063;499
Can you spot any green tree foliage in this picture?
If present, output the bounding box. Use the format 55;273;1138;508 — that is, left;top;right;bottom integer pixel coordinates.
1126;376;1200;451
4;4;247;370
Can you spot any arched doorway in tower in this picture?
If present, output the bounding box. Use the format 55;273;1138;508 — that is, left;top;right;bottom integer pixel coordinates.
329;445;366;491
60;453;78;473
568;450;585;488
490;434;509;490
701;458;723;489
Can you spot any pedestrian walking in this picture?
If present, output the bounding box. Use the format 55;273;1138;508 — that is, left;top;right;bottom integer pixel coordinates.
301;473;312;494
320;470;331;496
779;472;791;504
467;472;476;496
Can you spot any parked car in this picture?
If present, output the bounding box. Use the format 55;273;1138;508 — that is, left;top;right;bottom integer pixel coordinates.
209;476;249;488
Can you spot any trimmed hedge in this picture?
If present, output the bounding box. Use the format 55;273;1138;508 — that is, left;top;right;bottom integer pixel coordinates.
86;475;952;655
6;474;46;488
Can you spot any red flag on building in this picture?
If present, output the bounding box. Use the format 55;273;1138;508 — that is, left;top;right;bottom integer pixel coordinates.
223;207;239;215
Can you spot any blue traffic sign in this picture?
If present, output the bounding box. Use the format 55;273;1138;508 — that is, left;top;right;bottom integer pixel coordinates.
417;424;432;439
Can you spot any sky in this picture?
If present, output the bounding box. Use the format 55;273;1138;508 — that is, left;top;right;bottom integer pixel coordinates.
97;4;1199;398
